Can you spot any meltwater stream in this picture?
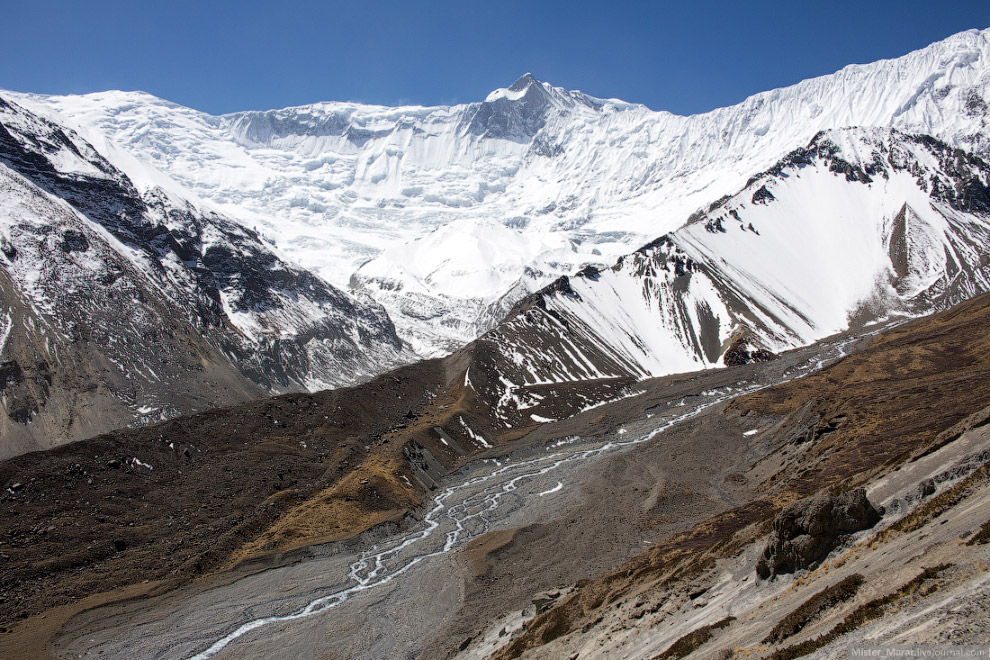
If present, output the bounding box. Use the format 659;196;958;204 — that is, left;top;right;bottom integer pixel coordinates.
185;336;860;660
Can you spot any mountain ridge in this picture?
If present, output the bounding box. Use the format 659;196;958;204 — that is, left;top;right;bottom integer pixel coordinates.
464;126;990;414
0;95;408;457
10;28;990;356
2;29;990;456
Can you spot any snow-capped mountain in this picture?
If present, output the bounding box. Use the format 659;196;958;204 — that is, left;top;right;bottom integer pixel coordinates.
11;28;990;356
464;126;990;422
2;29;990;456
0;96;406;457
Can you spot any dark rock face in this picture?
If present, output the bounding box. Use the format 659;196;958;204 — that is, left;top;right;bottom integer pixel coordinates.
704;217;727;233
545;275;579;299
723;338;776;366
465;74;603;143
468;75;554;141
757;488;882;579
60;230;90;253
751;185;775;205
575;264;601;281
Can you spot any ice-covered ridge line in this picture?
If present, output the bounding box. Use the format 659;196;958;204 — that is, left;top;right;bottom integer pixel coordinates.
11;29;990;357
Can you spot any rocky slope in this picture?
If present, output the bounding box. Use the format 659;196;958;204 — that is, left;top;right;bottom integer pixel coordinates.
11;28;990;355
0;30;986;458
0;96;406;457
454;291;990;660
2;288;989;660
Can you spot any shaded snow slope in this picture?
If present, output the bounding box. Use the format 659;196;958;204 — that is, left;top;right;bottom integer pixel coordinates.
10;28;990;355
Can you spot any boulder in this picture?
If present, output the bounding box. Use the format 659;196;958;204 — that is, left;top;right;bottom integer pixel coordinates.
757;488;881;579
723;338;777;366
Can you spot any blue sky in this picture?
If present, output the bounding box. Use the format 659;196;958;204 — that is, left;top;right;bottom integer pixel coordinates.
2;1;988;115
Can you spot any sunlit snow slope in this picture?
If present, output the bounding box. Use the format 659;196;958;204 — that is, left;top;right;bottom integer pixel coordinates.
10;28;990;356
466;127;990;418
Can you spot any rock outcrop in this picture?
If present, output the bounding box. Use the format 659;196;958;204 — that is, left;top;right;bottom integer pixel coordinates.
723;337;777;366
757;488;882;579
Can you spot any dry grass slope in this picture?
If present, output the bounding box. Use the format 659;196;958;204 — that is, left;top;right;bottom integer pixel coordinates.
487;292;990;660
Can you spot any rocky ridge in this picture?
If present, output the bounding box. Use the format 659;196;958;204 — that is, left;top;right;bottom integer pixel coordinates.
0;95;406;457
469;127;990;409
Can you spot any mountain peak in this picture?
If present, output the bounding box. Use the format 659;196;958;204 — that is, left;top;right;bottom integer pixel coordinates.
484;73;548;104
507;73;541;92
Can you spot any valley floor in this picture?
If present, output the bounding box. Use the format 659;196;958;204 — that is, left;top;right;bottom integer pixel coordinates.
4;295;990;660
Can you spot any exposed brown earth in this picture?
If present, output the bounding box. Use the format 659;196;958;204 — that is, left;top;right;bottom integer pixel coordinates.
476;293;990;660
0;357;445;656
0;312;689;658
3;294;989;660
42;346;823;660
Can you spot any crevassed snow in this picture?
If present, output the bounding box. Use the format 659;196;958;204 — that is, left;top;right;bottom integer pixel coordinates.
9;28;990;357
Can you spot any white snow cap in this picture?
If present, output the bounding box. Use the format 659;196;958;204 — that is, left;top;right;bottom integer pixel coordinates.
5;28;989;359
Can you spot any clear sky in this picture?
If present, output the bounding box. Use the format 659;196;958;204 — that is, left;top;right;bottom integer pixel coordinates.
3;1;989;116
